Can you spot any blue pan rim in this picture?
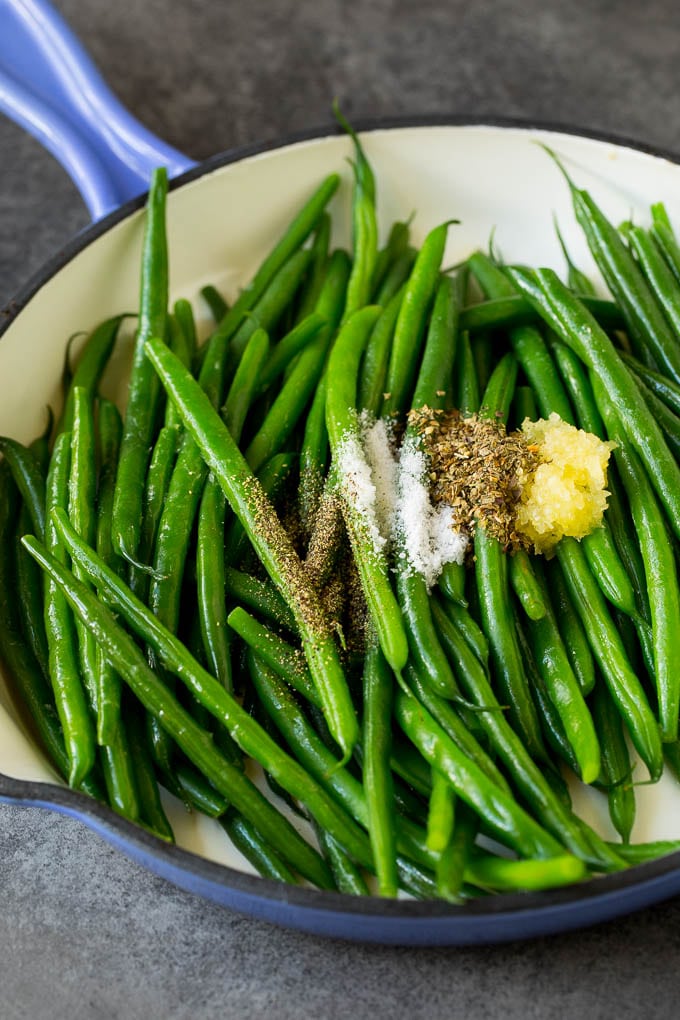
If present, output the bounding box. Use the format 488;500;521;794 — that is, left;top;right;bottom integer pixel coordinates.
2;113;680;945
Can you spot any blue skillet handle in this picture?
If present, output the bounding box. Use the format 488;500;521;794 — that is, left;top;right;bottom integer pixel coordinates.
0;0;196;219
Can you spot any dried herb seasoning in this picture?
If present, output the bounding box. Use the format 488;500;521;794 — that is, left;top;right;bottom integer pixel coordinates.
407;407;540;550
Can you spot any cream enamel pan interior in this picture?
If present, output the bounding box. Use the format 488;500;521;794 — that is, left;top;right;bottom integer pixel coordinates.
3;122;680;942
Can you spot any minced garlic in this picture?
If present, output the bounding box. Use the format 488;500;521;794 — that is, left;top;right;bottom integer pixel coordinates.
515;412;616;554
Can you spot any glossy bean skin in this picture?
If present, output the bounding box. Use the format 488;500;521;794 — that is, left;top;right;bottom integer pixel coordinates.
523;560;601;785
591;681;636;844
326;306;409;677
112;167;168;561
556;537;663;781
382;221;452;417
596;378;680;745
362;641;398;896
43;432;96;787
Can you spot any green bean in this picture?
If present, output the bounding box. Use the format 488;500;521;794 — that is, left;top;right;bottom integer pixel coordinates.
625;224;680;345
556;536;662;780
608;840;680;865
370;219;411;299
128;424;180;601
57;314;126;435
245;326;329;473
631;373;680;461
0;436;45;541
474;526;545;763
68;388;104;716
396;569;460;699
297;250;353;529
595;378;680;744
303;477;345;591
336;110;378;321
514;606;581;776
112;167;168;561
223;567;297;633
411;273;461;411
426;768;456;855
100;727;141;822
406;656;511;796
513;383;538;427
591;681;635;844
651;202;680;286
255;314;325;396
200;284;229;324
388;761;430;820
362;641;398;896
48;505;377;873
544;558;596;696
547;152;680;379
237;243;310;346
148;432;208;638
126;704;174;841
357;285;405;415
465;850;586;892
149;325;267;695
523;559;601;784
326;306;409;676
0;464;84;788
546;336;647;614
508;550;547;621
472;333;496;399
220;809;300;884
314;824;369;895
250;654;456;882
41;434;96;787
173;761;228;817
173;298;198;359
620;350;680;418
15;504;49;678
375;248;417;306
507;265;680;540
94;399;124;746
395;857;439;900
478;349;517;423
296;211;332;322
382;220;453;417
196;477;233;693
436;599;489;668
553;214;597;296
227;606;320;706
435;802;478;902
454;329;481;415
458;294;625;335
437;561;468;608
223;452;296;570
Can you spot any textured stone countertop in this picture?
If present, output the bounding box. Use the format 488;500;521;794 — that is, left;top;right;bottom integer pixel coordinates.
3;1;680;1017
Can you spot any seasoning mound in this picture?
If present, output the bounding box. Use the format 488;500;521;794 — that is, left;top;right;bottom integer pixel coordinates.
408;407;614;554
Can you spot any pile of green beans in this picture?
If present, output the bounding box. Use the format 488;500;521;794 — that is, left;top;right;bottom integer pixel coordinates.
5;141;680;904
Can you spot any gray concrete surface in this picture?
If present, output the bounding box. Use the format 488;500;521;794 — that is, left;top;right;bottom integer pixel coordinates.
3;0;680;1016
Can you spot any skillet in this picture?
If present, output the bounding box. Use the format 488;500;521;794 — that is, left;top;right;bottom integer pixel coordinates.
3;0;680;945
